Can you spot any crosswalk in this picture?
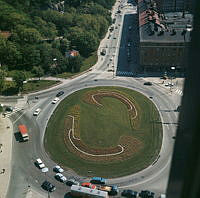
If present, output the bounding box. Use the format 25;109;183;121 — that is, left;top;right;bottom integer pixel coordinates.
116;71;134;76
174;89;183;96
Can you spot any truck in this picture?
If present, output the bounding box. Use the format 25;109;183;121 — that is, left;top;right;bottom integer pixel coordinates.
18;125;29;141
98;185;119;196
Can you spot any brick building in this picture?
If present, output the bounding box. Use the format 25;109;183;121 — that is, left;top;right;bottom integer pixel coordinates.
138;0;192;74
154;0;193;13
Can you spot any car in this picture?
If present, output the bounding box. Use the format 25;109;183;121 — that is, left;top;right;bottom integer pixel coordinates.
35;158;45;169
41;167;49;173
128;26;132;30
53;165;64;173
56;91;64;97
127;42;131;47
121;189;138;197
81;182;96;189
160;76;167;80
66;179;80;186
90;177;106;185
52;97;60;104
5;106;13;112
144;82;152;86
55;173;67;182
139;190;155;198
41;180;56;192
33;108;41;116
113;37;116;39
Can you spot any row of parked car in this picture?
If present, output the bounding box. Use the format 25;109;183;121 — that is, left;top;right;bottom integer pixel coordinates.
36;161;156;198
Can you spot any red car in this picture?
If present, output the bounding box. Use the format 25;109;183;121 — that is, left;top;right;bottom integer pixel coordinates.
81;182;96;189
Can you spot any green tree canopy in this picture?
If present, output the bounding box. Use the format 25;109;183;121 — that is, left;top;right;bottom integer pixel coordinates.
13;71;26;92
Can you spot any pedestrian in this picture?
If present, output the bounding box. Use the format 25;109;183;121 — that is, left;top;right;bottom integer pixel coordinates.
2;168;5;173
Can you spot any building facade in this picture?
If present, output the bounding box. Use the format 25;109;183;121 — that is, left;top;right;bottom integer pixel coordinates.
154;0;193;12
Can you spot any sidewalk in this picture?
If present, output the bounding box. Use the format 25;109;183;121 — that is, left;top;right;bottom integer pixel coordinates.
0;115;13;198
25;188;45;198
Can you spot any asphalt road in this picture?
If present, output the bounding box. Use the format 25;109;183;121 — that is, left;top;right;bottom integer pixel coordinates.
6;1;181;198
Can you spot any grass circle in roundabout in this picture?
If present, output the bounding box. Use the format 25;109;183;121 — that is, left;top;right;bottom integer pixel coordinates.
45;87;162;178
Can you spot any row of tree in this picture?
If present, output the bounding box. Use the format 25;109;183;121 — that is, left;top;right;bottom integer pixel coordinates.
0;0;115;77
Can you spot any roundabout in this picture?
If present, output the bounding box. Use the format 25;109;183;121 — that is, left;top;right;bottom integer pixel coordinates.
45;86;162;178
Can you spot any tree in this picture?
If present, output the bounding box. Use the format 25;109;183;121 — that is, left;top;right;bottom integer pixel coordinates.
0;37;22;69
68;56;83;73
32;66;44;80
13;25;42;44
21;45;41;70
13;71;26;92
60;38;71;55
0;69;6;94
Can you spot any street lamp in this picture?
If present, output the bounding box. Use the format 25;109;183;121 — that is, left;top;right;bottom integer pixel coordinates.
170;66;176;93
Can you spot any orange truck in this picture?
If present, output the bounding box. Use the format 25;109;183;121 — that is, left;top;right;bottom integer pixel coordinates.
18;125;29;141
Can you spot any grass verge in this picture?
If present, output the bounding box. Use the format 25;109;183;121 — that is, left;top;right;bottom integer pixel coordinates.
1;80;60;96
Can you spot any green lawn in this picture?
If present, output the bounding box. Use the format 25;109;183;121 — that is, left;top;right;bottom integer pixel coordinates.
44;87;162;178
1;80;60;96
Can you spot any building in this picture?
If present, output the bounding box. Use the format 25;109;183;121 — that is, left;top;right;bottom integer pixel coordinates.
65;49;79;58
138;0;192;74
0;31;11;39
154;0;193;13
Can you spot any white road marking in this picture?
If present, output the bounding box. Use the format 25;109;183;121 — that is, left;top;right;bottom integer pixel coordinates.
13;111;27;124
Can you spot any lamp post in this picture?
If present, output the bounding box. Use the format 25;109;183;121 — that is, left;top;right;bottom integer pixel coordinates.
170;66;176;93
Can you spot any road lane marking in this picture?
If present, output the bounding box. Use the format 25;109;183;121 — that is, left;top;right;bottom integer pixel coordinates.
13;111;27;124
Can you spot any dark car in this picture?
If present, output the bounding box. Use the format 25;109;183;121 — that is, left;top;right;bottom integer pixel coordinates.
5;106;13;112
139;190;155;198
41;181;56;192
144;82;152;86
56;91;64;97
66;179;79;186
121;189;138;197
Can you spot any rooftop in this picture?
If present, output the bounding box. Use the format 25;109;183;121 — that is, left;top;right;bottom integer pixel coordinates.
138;0;193;43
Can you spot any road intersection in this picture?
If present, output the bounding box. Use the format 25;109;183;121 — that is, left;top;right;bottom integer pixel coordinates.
1;0;183;198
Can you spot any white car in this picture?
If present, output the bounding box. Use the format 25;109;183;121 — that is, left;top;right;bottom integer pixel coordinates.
55;173;67;182
35;158;45;169
42;167;49;173
53;165;64;173
52;97;60;104
33;108;41;116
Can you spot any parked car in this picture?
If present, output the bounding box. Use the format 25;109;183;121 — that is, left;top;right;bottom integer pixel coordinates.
33;108;41;116
53;165;64;173
90;177;106;185
139;190;155;198
121;189;138;197
35;158;45;169
66;179;80;186
56;91;64;97
52;97;60;104
5;106;13;112
81;182;96;189
41;180;56;192
144;82;152;86
41;167;49;173
55;173;67;182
